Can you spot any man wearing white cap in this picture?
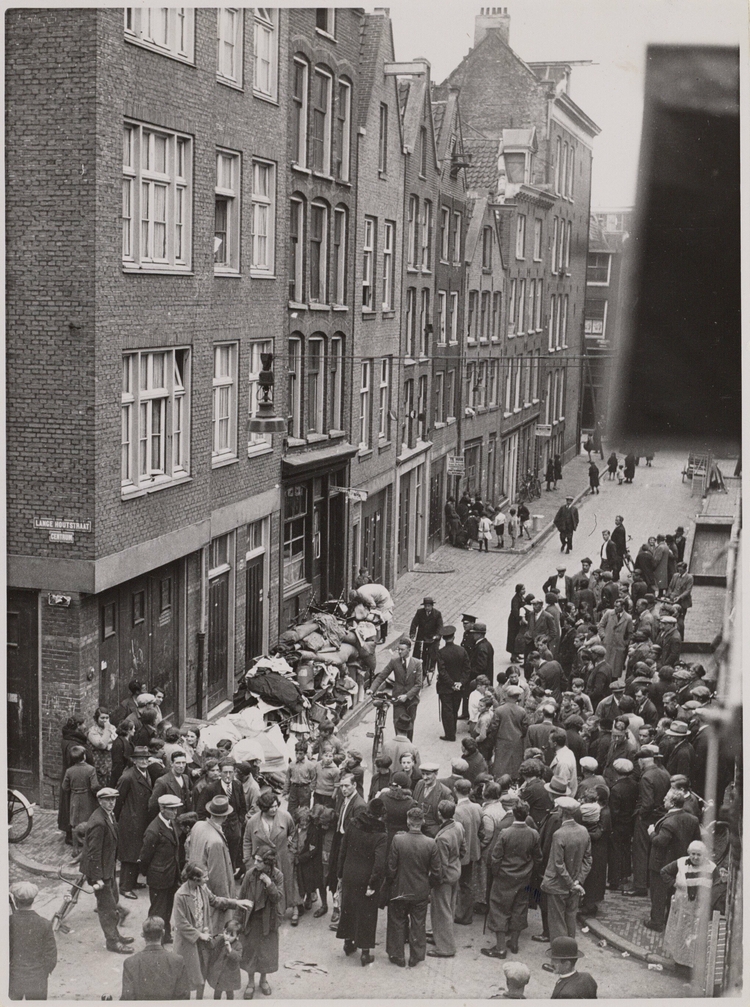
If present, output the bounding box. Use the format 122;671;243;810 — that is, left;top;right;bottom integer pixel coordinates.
138;794;184;943
82;788;134;954
575;758;606;801
413;764;452;838
609;760;638;891
9;882;58;999
540;797;591;943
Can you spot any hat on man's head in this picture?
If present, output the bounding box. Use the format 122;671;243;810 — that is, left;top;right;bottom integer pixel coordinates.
391;772;411;789
547;936;584;960
544;776;569;797
441;625;456;638
10;882;39;904
631;677;653;688
420;762;439;773
423;596;434;605
158;794;184;809
395;715;413;731
613;758;634;775
97;787;120;799
673;669;691;681
132;746;150;759
555;796;580;812
450;757;469;773
609;679;626;692
136;693;156;706
500;793;519;809
580;557;592;565
636;745;661;759
205;795;233;817
683;700;701;712
473;622;487;634
566;495;574;501
589;645;606;656
690;685;711;701
659;615;677;624
556;565;567;572
505;684;524;699
666;720;690;737
580;757;598;772
461;613;477;623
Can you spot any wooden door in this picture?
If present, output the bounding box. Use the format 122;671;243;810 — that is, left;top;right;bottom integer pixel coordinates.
99;590;121;713
328;491;345;599
245;553;265;667
149;566;179;721
208;572;230;710
428;468;443;553
397;474;411;574
121;576;150;692
7;590;39;802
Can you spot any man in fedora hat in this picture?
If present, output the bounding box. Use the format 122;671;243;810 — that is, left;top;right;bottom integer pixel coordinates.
196;759;247;873
138;794;184;943
540;797;591;944
9;882;58;998
410;596;444;683
82;788;134;954
546;936;598;997
661;719;695;778
115;746;153;898
187;795;236;931
530;778;571;943
436;625;471;742
467;623;494;717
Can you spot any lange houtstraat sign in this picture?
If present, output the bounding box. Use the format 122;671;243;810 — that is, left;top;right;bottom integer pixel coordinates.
34;517;92;533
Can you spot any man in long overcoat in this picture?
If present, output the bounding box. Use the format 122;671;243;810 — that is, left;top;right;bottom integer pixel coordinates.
138;794;183;943
9;882;58;998
187;795;236;932
553;497;579;554
453;778;482;924
115;746;153;897
82;788;133;954
484;802;542;957
427;802;466;958
598;600;633;679
436;626;471;742
196;760;247;871
385;807;441;967
371;639;423;740
490;687;529;778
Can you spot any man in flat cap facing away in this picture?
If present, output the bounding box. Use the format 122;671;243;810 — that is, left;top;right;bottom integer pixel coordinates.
540;797;591;945
138;794;184;944
436;625;471;742
121;915;190;1000
82;788;134;954
9;882;58;999
410;596;444;684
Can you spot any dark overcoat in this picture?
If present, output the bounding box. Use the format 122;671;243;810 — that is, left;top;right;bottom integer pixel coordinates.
115;765;153;863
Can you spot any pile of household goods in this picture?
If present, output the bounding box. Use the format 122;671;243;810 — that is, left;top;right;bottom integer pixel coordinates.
232;598;383;739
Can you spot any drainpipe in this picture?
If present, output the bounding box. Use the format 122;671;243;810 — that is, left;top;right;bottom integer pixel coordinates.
196;543;208;719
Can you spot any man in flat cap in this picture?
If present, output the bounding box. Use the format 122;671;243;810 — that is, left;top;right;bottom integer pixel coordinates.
120;916;190;1000
469;623;495;697
138;794;184;943
553;496;579;554
624;746;671;897
436;625;471;742
82;788;134;954
540;797;591;943
410;596;444;683
115;745;153;898
656;615;682;668
9;882;58;999
608;760;638;892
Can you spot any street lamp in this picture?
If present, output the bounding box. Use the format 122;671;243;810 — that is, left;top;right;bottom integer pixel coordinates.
247;353;287;435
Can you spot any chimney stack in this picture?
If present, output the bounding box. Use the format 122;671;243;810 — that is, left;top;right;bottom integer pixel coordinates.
474;7;510;48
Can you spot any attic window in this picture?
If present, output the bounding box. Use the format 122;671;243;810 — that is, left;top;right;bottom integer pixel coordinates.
504;152;527;184
419;126;428;177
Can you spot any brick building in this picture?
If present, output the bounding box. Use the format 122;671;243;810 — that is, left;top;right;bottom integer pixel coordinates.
348;11;405;587
582;208;633;429
6;7;290;803
443;7;600;486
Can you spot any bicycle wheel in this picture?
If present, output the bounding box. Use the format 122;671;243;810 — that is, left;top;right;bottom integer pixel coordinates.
8;789;33;843
371;712;386;764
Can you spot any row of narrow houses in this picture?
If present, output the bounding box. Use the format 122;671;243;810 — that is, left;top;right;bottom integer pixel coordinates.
5;6;599;803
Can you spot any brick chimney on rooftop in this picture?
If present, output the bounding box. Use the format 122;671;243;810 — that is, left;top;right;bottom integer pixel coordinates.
474;7;510;47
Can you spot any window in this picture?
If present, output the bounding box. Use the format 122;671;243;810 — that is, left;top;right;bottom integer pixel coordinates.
253;8;278;99
378;103;388;173
419;126;428;177
535;279;543;330
332;206;347;305
402;378;414;447
122;121;191;271
515;214;526;259
482;226;493;269
292;58;309;166
528;279;536;335
489;360;499;406
434;371;445;423
306;337;325;434
504;359;513;413
212;343;238;462
559;367;566;420
310;201;328;302
480;291;491;341
283;486;307;590
405;288;416;358
446;370;455;420
418;375;428;440
561;295;569;348
289;197;305;301
466;361;476;410
551;217;558;270
288;336;303;439
421;200;432;271
555;295;563;349
565;220;572;268
382;221;395;310
440;206;450;261
467;291;478;341
248;339;274;451
217;8;243;87
315;8;335;35
311;68;332;173
552;370;559;422
437;290;447;343
544;371;552;424
562;143;568;197
362;216;375;310
492;291;501;339
215;149;240;272
359;360;371;449
555;137;562;193
102;601;117;640
507;279;516;335
514;358;522;410
452;211;462;263
557;220;565;272
524;351;532;405
251;159;275;273
567;148;575;197
124;7;194;62
587;252;611;285
450;291;459;343
584;300;607;336
532;349;540;400
378;358;391;439
335;80;351;181
517;279;526;334
330;336;344;430
477;361;488;408
548;295;556;351
121;348;190;493
533;218;543;260
408;195;419;267
419;288;430;356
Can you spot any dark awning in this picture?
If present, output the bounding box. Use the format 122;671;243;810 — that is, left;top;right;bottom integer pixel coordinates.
281;441;358;479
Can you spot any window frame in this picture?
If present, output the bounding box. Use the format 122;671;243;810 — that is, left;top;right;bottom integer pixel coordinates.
421;199;432;272
335;78;352;181
332;205;347;306
214;148;241;274
250;158;276;276
212;342;239;464
311;67;333;175
419;287;430;357
378;102;389;174
449;291;459;344
517;279;526;335
480;290;491;342
362;215;376;311
378;357;391;441
329;336;344;432
253;7;278;101
437;290;447;344
248;338;274;454
315;8;336;37
452;210;462;264
292;57;309;168
440;206;450;262
492;291;501;340
405;287;417;358
507;279;516;336
548;294;556;352
587;252;611;286
434;370;445;424
359;359;372;450
417;374;428;440
482;226;493;269
419;125;428;178
467;290;478;342
124;7;195;63
216;7;244;89
309;200;329;303
561;294;569;349
287;336;303;439
408;195;419;268
533;217;543;260
551;217;558;271
306;335;326;435
535;279;543;331
515;213;526;260
565;220;572;268
289;196;305;302
382;220;395;311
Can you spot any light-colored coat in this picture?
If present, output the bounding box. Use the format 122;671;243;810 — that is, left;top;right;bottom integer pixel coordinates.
598;609;633;678
652;543;670;592
434;819;466;885
62;762;100;827
186;820;235;930
172;883;237;990
242;809;296;911
454;797;482;864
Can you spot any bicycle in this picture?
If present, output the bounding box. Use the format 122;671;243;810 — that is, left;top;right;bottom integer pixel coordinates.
368;693;396;765
51;867;92;934
8;788;34;844
413;638;438;688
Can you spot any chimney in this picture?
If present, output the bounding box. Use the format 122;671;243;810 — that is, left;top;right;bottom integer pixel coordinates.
474;7;510;48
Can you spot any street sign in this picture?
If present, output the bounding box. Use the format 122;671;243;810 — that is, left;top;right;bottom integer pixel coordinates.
330;487;368;502
447;455;465;476
34;517;92;533
535;424;553;438
49;531;75;543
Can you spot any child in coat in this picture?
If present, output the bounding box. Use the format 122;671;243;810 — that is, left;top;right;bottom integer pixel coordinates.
61;746;100;856
207;920;243;999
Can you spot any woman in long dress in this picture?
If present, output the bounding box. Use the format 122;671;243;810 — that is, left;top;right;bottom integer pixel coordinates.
238;850;284;998
335;798;387;965
506;584;526;656
661;841;719;972
243;791;296;917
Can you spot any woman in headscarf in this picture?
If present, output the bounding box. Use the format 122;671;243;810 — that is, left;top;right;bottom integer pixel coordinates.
237;849;285;998
661;841;719;975
335;797;387;966
57;715;93;843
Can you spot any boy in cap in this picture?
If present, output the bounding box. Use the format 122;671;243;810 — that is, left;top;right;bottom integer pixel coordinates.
9;882;58;999
138;794;184;944
547;937;598;997
540;797;591;943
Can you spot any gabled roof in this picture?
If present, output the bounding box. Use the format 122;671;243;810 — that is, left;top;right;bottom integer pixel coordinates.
463;136;499;191
357;12;403;149
398;69;439;172
441;24;545;93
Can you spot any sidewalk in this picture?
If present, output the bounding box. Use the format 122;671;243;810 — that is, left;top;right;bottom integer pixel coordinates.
582;895;675;970
9;807;78;882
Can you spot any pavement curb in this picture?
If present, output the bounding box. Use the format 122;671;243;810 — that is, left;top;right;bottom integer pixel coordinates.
583;916;676;970
9;843;73;879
